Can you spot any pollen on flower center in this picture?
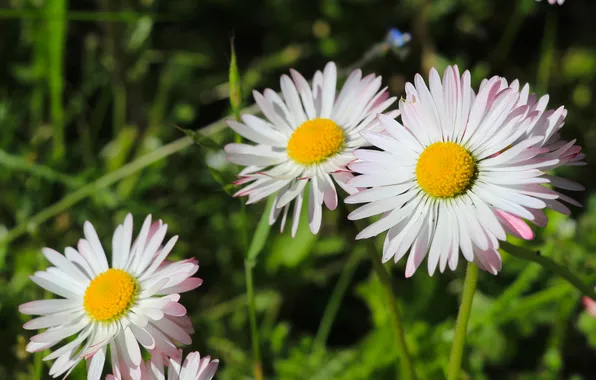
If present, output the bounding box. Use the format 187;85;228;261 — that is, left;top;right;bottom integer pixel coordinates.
84;268;138;322
416;141;476;198
287;118;344;165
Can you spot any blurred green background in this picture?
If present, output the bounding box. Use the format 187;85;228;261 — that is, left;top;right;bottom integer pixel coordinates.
2;0;596;378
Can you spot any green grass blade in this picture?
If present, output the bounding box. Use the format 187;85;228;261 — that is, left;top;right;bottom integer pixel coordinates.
246;196;275;261
46;0;67;161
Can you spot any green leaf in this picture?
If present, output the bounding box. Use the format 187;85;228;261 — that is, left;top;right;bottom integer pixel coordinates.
501;241;596;300
246;196;275;261
207;167;235;195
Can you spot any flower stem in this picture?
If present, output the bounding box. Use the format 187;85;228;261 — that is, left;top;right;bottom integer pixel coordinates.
364;238;417;380
242;197;274;380
447;262;479;380
245;259;264;380
500;241;596;300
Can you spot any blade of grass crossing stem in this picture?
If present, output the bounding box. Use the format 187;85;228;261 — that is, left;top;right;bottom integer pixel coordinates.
500;241;596;300
47;0;67;161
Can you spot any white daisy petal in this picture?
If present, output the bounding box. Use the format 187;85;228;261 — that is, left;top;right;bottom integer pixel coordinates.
308;177;323;234
83;221;110;271
252;90;293;134
19;299;80;315
87;346;107;380
320;62;337;118
29;274;83;299
290;69;317;119
42;247;90;284
65;246;96;279
281;74;308;124
227;119;287;147
291;190;305;238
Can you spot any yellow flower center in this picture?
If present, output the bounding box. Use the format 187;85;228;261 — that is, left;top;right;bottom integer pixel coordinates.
84;269;138;322
416;142;476;198
287;118;345;165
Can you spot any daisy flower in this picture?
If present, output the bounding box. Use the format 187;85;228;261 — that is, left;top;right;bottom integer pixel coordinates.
536;0;565;4
20;214;202;380
225;62;397;236
107;349;219;380
346;65;583;277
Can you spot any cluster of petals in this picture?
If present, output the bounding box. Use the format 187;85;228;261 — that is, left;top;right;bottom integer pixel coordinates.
225;62;584;277
347;65;583;276
225;62;398;236
19;214;204;379
107;349;218;380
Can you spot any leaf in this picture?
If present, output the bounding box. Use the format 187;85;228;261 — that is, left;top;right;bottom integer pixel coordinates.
207;167;235;195
246;196;275;261
501;241;596;300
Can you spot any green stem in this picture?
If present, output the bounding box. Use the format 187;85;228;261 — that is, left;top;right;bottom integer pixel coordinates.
536;10;557;94
0;149;82;188
447;262;479;380
500;241;596;299
242;197;274;380
370;248;415;380
492;0;524;64
312;246;363;351
363;237;416;380
0;138;190;245
33;351;43;379
245;259;264;380
348;208;416;380
47;0;67;161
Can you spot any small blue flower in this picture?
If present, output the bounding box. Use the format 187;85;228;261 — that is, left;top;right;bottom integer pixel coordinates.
386;28;411;49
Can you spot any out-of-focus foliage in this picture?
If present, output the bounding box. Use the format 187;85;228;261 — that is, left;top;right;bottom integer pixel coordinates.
1;0;595;379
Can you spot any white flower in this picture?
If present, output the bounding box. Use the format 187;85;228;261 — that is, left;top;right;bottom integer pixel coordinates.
225;62;397;236
20;214;202;380
347;66;583;277
107;349;219;380
536;0;565;5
